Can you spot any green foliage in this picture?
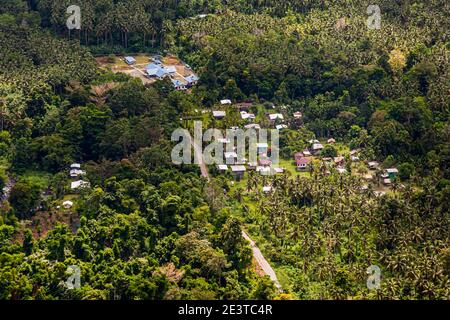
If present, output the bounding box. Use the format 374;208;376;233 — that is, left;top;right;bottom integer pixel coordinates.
236;170;450;299
9;180;41;220
398;162;415;181
321;145;338;158
0;0;448;301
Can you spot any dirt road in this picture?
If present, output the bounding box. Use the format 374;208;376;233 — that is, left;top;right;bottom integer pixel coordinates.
242;230;283;291
190;136;282;291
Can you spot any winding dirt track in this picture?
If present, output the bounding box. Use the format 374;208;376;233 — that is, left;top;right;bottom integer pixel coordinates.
190;136;282;291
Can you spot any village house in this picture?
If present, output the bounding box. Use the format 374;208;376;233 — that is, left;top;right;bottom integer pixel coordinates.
334;156;345;166
276;124;288;131
256;142;268;154
217;164;228;172
257;166;271;175
146;63;177;79
146;63;167;79
262;186;272;193
268;113;284;121
302;150;312;157
220;99;232;105
294;152;304;162
171;79;186;91
71;180;90;190
63;201;73;209
368;161;380;169
124;56;136;65
311;143;324;155
296;156;312;171
231;165;246;180
213;110;226;119
185;75;199;87
70;163;81;169
69;163;86;178
385;168;399;179
327;138;336;144
240;111;255;121
70;168;86;178
293;111;302;119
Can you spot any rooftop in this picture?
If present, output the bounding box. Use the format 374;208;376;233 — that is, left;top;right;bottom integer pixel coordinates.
231;165;246;172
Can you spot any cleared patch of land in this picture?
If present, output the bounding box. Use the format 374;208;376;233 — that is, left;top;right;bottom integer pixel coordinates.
96;54;197;86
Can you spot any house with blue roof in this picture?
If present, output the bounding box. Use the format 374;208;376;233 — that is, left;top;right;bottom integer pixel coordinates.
146;64;178;79
146;63;162;77
171;79;186;90
124;56;136;65
146;64;166;79
185;75;199;86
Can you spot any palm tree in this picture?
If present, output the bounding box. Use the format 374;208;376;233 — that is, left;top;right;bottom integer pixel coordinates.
89;82;117;107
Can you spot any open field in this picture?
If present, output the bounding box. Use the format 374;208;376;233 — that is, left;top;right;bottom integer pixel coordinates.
96;54;197;86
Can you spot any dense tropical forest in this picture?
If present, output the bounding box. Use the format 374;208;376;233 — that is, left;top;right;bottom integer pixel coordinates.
0;0;449;300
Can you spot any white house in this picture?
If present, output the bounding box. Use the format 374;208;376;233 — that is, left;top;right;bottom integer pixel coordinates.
240;111;255;120
213;110;226;119
268;113;284;121
312;143;324;154
63;201;73;209
71;180;90;190
70;169;86;178
220;99;232;105
276;124;288;130
70;163;81;169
